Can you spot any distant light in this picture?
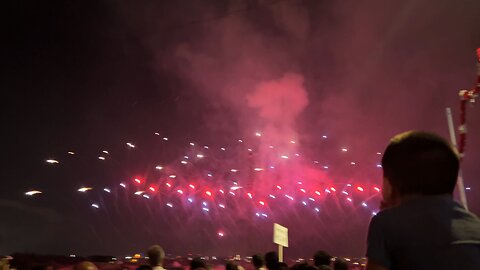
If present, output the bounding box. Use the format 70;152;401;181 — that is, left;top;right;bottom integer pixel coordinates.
376;164;382;168
347;198;352;202
466;187;471;190
269;194;276;199
374;187;381;192
230;186;242;190
325;189;331;194
280;155;289;159
229;191;236;196
126;142;135;148
67;151;75;155
347;184;352;187
270;166;275;169
169;175;176;178
184;156;189;159
376;152;382;155
202;207;209;212
302;201;307;206
98;156;106;160
189;184;195;189
206;191;212;196
315;190;321;196
219;204;225;208
341;148;348;152
181;160;188;164
162;137;168;141
177;189;183;194
255;132;262;137
46;159;59;164
238;139;243;143
357;187;364;192
285;195;294;201
134;191;144;195
300;188;306;193
196;154;204;158
297;181;302;185
322;135;328;139
261;213;268;218
120;183;126;188
290;140;296;144
207;173;213;177
91;203;99;208
202;201;208;206
295;153;300;157
165;183;171;188
218;231;224;237
372;211;378;216
254;168;263;171
69;255;76;258
350;161;356;165
220;147;226;151
102;150;109;154
342;191;349;195
230;169;238;172
25;190;42;196
308;197;315;201
269;145;274;149
323;166;329;169
190;142;195;146
155;166;163;170
219;189;224;194
276;185;282;190
187;198;193;203
247;193;253;199
314;207;320;212
142;194;150;199
247;148;253;152
78;187;92;192
166;203;173;208
203;145;209;149
314;160;319;164
103;188;111;193
330;187;336;192
154;132;160;136
362;202;368;207
149;186;156;192
134;178;141;184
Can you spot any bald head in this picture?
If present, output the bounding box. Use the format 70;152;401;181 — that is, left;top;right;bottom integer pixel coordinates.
147;245;165;266
74;261;98;270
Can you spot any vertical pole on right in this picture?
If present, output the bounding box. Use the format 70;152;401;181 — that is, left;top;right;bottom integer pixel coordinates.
278;245;283;263
446;107;469;211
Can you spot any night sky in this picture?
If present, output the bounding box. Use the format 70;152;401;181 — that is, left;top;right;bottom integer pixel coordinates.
2;0;480;259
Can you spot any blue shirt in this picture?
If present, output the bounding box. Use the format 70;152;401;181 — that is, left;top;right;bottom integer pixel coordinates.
367;195;480;270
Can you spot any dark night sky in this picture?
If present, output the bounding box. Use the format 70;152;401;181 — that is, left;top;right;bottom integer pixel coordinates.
1;0;480;259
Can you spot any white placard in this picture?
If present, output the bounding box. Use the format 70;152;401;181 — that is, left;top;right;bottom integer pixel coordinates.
273;223;288;247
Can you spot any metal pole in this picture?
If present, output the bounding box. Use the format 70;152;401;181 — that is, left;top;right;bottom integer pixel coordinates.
446;107;469;210
278;245;283;263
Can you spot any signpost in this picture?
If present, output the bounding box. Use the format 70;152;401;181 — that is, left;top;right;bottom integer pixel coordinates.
273;223;288;262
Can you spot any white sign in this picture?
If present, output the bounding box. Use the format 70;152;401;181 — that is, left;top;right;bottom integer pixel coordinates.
273;223;288;247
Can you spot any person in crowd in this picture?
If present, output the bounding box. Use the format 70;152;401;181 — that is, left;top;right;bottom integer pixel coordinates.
147;245;166;270
313;250;331;270
225;261;239;270
190;257;207;270
74;261;98;270
137;265;153;270
264;252;279;270
290;262;317;270
252;254;266;270
333;258;348;270
366;131;480;270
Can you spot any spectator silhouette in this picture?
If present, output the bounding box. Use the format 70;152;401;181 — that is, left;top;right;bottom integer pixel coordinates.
366;131;480;270
190;257;207;270
313;251;331;270
264;251;279;270
226;261;239;270
333;258;348;270
74;261;98;270
147;245;166;270
252;254;266;270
